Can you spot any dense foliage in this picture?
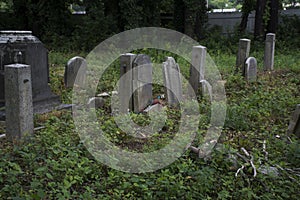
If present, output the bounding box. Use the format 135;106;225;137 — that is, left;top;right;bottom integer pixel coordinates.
0;36;299;199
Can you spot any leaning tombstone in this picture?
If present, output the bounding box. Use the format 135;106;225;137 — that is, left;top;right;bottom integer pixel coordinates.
162;57;183;107
0;31;60;116
288;104;300;138
264;33;276;71
132;54;153;113
189;45;206;96
245;57;257;82
236;39;251;75
64;56;87;88
5;64;34;141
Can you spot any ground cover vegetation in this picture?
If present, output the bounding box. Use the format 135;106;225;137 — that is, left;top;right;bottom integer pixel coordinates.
0;24;299;199
0;0;299;199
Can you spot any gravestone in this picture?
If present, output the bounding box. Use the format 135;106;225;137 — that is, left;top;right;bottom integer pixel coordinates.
200;80;213;102
236;39;251;75
0;31;60;115
264;33;276;71
288;104;300;138
132;54;153;113
119;53;153;113
64;56;87;88
189;45;206;96
120;53;135;113
162;57;183;107
245;57;257;82
5;64;34;141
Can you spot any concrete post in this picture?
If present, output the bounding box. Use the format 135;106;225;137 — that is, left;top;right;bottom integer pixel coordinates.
264;33;276;71
5;64;34;141
236;39;251;75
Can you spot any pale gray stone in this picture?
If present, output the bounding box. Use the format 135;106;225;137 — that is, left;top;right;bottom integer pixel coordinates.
245;57;257;82
119;54;153;113
65;56;87;88
162;57;183;107
5;64;34;141
119;53;136;113
288;104;300;138
132;54;153;113
236;39;251;75
264;33;276;71
189;45;207;96
87;97;105;109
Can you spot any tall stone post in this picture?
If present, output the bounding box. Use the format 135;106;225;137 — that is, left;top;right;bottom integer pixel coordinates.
236;39;251;75
5;64;34;141
264;33;276;71
189;45;206;96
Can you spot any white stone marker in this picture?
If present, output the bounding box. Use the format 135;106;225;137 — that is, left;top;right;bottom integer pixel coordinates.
65;56;87;88
5;64;34;141
245;57;257;82
189;45;207;96
236;39;251;75
264;33;276;71
162;57;183;107
132;54;153;113
119;53;136;113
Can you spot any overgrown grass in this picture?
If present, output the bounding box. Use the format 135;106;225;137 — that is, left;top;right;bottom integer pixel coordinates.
0;40;299;199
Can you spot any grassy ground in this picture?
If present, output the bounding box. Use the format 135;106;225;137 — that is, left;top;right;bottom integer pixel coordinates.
0;39;299;199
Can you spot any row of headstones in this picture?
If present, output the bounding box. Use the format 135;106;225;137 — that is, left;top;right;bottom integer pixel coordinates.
64;46;209;113
236;33;276;82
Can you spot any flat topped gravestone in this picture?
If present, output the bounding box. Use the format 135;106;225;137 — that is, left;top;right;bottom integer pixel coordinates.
288;104;300;138
264;33;276;71
64;56;87;88
0;31;60;116
189;45;206;96
5;64;34;141
119;54;153;113
132;54;153;112
236;38;251;75
245;57;257;82
162;57;183;107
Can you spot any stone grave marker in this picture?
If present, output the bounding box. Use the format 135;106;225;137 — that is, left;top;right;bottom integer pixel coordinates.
162;57;183;107
264;33;276;71
0;31;60;116
119;53;153;113
245;57;257;82
236;38;251;75
119;53;136;113
132;54;153;113
288;104;300;138
64;56;87;88
5;64;34;141
189;45;206;96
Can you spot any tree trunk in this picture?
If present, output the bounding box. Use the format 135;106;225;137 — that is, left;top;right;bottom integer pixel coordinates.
239;12;249;32
267;0;279;33
254;0;267;38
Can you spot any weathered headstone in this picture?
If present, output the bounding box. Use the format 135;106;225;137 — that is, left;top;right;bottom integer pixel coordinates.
64;56;87;88
132;54;153;113
120;53;136;113
5;64;34;141
200;80;213;102
119;54;153;113
189;45;206;96
236;39;251;75
162;57;183;107
245;57;257;82
264;33;276;71
288;104;300;138
0;31;60;115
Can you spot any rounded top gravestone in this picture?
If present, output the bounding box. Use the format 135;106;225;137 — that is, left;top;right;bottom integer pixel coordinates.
0;30;60;114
